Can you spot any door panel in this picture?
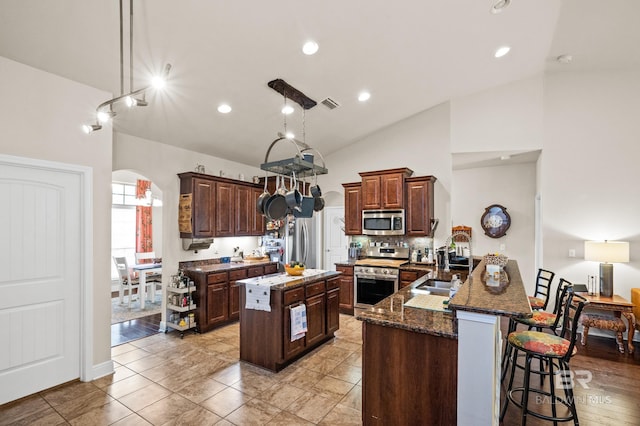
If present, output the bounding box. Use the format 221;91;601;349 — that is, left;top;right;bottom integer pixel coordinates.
0;162;81;404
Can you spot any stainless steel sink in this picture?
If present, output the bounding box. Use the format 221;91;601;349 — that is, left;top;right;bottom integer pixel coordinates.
412;279;452;296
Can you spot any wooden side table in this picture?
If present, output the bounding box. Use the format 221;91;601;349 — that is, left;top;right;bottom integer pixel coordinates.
577;293;636;354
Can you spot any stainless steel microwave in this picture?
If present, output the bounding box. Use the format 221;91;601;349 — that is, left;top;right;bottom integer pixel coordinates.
362;209;405;236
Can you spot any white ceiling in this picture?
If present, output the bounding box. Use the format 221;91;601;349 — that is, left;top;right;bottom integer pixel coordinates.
1;0;639;169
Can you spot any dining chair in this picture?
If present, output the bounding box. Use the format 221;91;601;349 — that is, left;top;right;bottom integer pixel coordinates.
134;251;162;300
113;256;140;309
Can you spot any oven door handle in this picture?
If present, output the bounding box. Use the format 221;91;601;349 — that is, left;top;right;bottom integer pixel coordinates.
356;274;395;281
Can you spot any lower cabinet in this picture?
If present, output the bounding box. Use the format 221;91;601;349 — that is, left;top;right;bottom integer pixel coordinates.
336;265;354;314
228;268;248;321
305;293;326;347
400;269;429;288
326;278;340;334
207;282;228;326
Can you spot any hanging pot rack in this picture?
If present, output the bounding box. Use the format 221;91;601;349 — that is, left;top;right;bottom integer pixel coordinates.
260;79;328;178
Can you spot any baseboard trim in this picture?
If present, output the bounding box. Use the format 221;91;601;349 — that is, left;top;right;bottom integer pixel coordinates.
87;360;115;382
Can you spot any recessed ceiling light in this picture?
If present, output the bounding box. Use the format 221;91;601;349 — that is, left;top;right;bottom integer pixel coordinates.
494;46;511;58
282;105;294;115
217;104;232;114
491;0;511;14
302;41;319;55
358;91;371;102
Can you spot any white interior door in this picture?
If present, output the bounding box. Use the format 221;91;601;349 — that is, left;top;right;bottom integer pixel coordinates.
323;206;348;270
0;159;82;404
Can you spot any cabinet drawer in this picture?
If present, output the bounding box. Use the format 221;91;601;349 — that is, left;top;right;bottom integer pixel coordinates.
336;265;353;276
207;272;228;284
327;276;340;290
284;287;304;305
265;263;278;274
306;281;325;298
248;266;264;278
229;269;247;281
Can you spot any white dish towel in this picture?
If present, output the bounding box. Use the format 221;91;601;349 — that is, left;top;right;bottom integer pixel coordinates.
290;304;307;342
245;282;272;312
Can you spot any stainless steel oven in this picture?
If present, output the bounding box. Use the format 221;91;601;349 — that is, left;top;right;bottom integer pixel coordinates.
354;265;399;309
362;209;405;236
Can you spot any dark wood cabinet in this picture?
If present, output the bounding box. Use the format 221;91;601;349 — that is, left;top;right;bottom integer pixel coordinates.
342;182;362;235
400;269;429;288
179;174;216;238
405;175;436;236
359;168;413;210
326;278;340;334
306;294;326;347
207;282;228;326
228;269;248;321
336;265;354;314
215;181;235;237
283;287;306;360
178;173;265;238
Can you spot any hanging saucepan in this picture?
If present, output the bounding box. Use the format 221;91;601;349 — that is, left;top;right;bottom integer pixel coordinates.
294;179;315;218
285;172;302;212
313;195;325;212
310;171;322;198
265;175;288;221
256;172;271;215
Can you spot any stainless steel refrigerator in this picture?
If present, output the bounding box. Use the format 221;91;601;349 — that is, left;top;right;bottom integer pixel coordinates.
285;215;318;268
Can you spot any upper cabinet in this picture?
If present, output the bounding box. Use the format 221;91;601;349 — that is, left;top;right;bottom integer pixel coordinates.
342;182;362;235
405;175;437;237
178;172;265;238
359;168;413;210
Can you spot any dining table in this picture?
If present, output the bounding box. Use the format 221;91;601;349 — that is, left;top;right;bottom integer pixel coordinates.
132;263;162;309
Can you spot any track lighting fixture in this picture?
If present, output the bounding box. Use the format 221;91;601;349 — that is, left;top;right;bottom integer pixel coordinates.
83;0;171;134
82;123;102;134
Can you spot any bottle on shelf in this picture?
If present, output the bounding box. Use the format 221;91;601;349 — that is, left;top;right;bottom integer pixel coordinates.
449;274;462;299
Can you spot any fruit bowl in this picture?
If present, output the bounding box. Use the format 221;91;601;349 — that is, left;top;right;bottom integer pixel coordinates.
285;266;305;276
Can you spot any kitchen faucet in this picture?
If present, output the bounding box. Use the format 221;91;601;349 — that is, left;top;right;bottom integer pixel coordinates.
443;231;473;278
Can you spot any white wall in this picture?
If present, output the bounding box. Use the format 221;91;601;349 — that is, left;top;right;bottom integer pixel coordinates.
542;71;640;306
0;56;114;368
452;163;537;288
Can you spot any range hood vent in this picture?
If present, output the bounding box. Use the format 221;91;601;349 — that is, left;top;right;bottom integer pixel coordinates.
182;238;213;251
321;97;340;110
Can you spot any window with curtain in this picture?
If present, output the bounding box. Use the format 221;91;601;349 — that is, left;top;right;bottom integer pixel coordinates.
111;183;138;280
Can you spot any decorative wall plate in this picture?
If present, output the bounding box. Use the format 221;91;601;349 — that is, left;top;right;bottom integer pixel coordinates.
480;204;511;238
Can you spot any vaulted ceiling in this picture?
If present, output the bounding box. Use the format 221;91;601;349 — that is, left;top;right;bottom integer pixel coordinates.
1;0;638;168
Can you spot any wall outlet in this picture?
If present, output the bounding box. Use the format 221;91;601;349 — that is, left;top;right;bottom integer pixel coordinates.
569;249;576;258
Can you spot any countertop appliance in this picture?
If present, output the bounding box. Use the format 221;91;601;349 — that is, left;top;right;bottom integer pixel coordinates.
354;247;409;310
362;209;405;236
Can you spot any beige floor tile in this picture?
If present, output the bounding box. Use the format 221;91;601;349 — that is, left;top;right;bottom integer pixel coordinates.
339;385;362;412
0;394;66;426
52;388;114;421
285;391;337;424
155;368;202;392
112;348;153;365
174;376;227;404
112;343;139;357
159;406;221;425
312;376;355;402
298;352;342;375
254;382;306;410
125;354;167;373
68;399;133;426
111;413;153;425
230;370;280;397
266;410;314;425
137;393;198;425
200;387;252;418
318;403;362;425
315;345;353;362
280;367;325;389
225;398;281;425
211;420;234;426
210;363;242;386
327;361;362;384
41;381;102;406
93;365;138;389
105;374;154;399
118;383;173;412
191;356;232;377
342;352;362;368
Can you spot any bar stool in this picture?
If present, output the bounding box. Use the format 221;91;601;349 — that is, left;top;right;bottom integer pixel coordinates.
501;287;588;425
528;269;556;311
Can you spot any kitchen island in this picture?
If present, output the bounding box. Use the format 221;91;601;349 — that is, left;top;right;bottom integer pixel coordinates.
237;270;341;372
357;259;530;425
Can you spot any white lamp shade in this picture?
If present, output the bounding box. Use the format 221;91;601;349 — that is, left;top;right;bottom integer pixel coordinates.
584;241;629;263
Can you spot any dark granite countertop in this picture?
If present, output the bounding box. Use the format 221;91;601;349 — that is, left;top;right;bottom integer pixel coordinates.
400;262;436;271
183;259;276;275
334;260;357;267
236;270;341;292
448;259;532;318
356;270;457;339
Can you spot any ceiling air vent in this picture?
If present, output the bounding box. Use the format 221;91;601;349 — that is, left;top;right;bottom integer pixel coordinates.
320;97;340;110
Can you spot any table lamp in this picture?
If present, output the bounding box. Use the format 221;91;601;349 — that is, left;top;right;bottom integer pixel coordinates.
584;240;629;297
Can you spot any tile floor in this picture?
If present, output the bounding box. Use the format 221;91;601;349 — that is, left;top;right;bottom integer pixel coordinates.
0;315;363;425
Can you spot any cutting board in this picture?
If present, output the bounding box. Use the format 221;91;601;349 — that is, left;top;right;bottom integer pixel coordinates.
404;294;449;312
